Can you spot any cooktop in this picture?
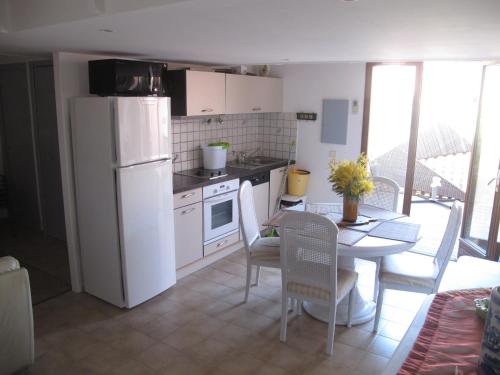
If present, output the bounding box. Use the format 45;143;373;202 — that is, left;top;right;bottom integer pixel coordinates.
175;167;228;180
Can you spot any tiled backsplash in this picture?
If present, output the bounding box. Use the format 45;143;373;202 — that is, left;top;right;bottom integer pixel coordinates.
172;113;297;172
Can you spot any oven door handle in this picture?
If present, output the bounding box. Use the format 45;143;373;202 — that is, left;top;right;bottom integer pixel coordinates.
204;192;236;204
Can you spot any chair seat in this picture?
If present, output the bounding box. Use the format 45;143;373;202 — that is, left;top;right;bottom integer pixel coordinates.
380;252;439;290
287;268;358;302
249;237;280;262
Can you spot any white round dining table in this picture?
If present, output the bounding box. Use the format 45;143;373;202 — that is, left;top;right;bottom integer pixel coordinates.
300;204;420;325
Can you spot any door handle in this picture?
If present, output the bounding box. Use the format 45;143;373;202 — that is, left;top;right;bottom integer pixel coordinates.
181;192;195;199
252;107;262;111
216;239;228;248
181;207;196;215
201;108;213;113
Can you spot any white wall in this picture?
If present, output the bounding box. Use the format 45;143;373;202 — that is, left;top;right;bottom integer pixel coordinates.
274;63;366;203
53;51;118;291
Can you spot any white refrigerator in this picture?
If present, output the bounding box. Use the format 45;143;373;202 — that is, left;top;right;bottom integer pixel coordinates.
71;97;176;308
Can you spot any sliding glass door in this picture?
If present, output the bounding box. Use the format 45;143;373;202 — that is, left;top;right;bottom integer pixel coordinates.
363;62;500;259
462;64;500;260
362;63;423;214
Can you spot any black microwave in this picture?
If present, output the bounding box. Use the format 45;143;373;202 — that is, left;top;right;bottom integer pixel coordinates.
88;59;168;96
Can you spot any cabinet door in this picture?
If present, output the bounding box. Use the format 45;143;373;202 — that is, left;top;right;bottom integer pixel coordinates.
174;202;203;269
253;182;270;230
186;71;225;116
226;75;283;114
260;77;283;112
269;167;287;218
226;74;253;114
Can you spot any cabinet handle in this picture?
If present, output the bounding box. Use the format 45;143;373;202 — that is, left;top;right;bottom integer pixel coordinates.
201;108;213;113
216;239;228;248
181;207;196;215
252;107;262;111
181;192;195;199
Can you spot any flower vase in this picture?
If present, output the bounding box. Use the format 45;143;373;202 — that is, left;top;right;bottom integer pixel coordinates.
343;196;358;222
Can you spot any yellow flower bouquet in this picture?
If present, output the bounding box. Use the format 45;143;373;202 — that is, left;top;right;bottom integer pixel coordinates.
328;154;374;221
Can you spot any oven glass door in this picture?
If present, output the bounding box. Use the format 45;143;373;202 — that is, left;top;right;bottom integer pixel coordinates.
204;191;239;243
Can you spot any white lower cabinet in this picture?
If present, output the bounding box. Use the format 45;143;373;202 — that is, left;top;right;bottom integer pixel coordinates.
174;201;203;269
269;166;287;218
253;182;270;230
204;232;240;257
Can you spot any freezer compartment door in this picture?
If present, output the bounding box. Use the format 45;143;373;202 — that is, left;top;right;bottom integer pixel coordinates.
114;97;171;166
116;159;176;308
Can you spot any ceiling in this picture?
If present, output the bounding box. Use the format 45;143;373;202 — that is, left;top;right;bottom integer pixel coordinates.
1;0;500;65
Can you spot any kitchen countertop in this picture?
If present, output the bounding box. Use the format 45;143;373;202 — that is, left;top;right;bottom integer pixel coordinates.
173;159;292;194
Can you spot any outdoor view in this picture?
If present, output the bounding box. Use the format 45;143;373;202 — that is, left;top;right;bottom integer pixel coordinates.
367;62;487;256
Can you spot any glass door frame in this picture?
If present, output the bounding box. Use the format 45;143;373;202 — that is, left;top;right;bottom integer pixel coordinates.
361;62;424;215
461;63;500;261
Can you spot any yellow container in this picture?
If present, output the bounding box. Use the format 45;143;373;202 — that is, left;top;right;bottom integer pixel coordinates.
288;168;310;196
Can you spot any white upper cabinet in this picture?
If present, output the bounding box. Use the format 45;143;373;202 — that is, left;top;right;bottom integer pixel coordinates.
167;70;225;116
225;75;283;114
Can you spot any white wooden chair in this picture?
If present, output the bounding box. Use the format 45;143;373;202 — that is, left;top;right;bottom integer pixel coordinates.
373;202;463;332
361;176;400;302
238;180;280;302
279;211;358;355
362;176;400;212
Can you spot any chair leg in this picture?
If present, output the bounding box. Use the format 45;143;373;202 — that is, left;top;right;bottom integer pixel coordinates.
244;262;252;302
347;288;355;328
373;257;381;302
373;284;385;332
280;291;288;342
297;299;303;316
326;304;337;355
255;265;261;286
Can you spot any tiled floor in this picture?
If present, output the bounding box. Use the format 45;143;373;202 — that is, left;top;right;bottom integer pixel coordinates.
25;249;431;375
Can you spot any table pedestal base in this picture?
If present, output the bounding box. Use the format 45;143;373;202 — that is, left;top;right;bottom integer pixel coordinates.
302;255;376;325
302;287;376;325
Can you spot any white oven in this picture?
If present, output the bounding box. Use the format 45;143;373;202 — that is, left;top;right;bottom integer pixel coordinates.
203;179;240;245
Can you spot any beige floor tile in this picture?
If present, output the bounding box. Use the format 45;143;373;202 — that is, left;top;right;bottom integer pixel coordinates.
355;351;389;374
230;308;279;333
209;352;267;375
378;320;409;341
380;304;418;326
214;274;247;289
136;342;186;370
162;325;208;350
366;335;400;358
140;293;185;315
335;326;377;349
212;322;256;345
262;343;316;373
115;305;160;329
319;342;366;369
136;315;179;340
182;337;237;365
42;325;108;362
156;355;210;375
77;347;137;374
210;258;249;276
108;329;157;356
255;363;291;375
106;359;157;375
195;267;235;283
29;245;425;375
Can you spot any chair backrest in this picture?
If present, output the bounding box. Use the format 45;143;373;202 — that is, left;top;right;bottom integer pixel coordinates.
433;201;463;290
238;180;261;252
280;211;339;297
362;176;400;212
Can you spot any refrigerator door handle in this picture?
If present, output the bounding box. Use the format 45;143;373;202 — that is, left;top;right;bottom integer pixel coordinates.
118;158;172;169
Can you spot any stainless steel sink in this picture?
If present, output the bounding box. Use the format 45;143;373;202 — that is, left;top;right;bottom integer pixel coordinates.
227;156;285;170
246;156;283;165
